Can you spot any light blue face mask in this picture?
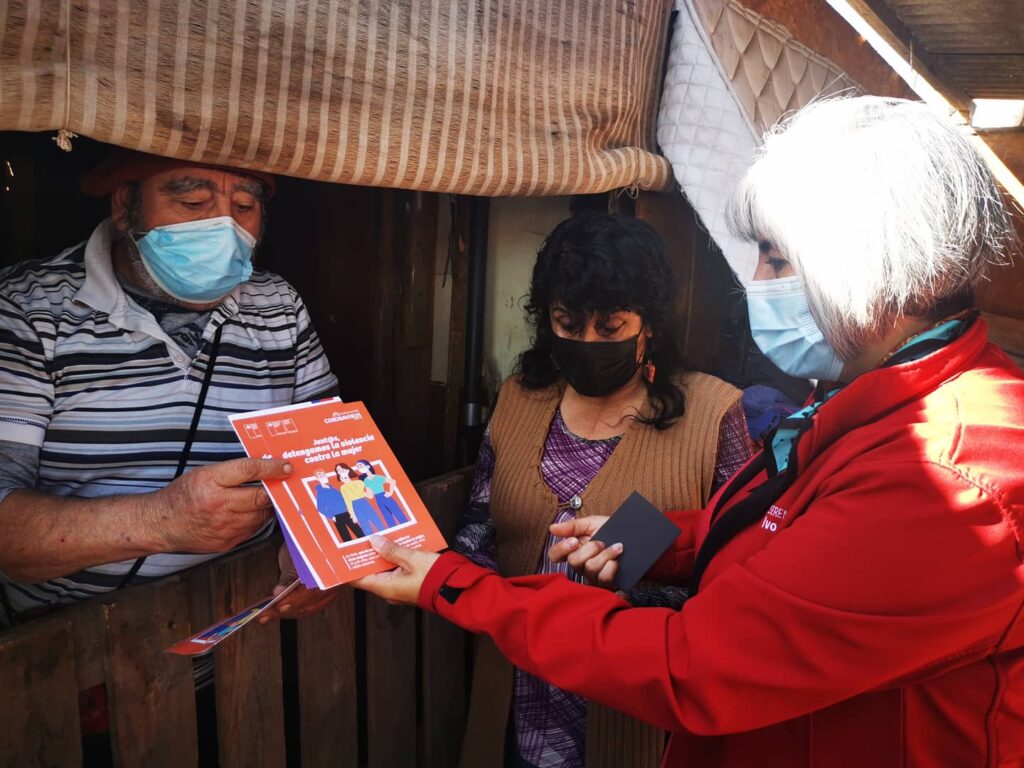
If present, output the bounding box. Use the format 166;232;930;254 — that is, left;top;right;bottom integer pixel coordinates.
135;216;256;303
746;275;845;381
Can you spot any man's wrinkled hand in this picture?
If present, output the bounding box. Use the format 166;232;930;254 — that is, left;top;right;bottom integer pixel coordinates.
351;536;440;606
260;542;341;622
150;457;292;553
548;515;622;589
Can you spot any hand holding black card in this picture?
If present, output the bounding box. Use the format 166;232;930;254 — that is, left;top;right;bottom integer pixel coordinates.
591;491;682;592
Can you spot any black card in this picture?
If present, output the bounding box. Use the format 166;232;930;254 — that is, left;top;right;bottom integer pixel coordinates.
591;491;682;592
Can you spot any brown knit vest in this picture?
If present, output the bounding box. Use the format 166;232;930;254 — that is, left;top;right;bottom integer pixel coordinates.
459;373;741;768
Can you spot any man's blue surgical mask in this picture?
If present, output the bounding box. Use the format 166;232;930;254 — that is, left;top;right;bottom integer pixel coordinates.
746;275;844;381
135;216;255;303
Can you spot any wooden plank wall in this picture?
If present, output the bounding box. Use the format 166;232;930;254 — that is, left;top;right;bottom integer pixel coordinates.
0;622;82;768
103;579;198;767
0;468;474;768
603;191;741;374
369;190;442;480
210;546;287;767
418;472;472;768
296;589;359;768
261;183;467;483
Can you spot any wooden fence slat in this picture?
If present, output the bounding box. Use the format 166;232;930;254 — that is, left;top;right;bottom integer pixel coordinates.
103;577;198;768
66;603;106;693
366;598;418;768
418;469;474;768
186;560;215;632
0;619;83;768
211;544;286;768
296;589;358;768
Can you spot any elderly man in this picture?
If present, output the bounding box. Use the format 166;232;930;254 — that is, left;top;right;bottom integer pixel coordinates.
0;149;337;620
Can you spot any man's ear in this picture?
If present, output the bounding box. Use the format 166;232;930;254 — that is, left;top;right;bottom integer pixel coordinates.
110;184;135;233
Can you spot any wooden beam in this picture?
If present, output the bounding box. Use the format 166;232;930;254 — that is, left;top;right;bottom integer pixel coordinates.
841;0;974;113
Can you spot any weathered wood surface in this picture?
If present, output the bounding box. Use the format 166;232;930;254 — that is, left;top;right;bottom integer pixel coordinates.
104;578;198;768
297;589;359;768
0;620;83;768
211;545;287;768
0;469;474;768
366;598;419;768
419;469;474;768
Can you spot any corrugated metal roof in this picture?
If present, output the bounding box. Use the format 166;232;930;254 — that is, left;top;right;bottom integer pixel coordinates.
881;0;1023;98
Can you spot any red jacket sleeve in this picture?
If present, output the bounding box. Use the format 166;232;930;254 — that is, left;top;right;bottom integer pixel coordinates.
642;508;701;584
418;459;1024;736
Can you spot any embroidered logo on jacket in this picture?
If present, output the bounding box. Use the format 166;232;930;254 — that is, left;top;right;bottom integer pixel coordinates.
759;505;788;533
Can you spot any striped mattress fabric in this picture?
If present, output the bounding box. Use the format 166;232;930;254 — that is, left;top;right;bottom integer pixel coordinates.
0;0;674;196
0;219;338;612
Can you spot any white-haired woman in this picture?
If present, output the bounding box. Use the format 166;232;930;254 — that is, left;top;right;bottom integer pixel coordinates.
353;97;1024;767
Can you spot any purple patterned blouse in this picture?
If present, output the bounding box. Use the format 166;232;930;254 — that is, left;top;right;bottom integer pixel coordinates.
453;403;752;768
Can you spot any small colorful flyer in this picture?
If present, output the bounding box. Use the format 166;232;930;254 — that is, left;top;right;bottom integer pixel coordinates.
167;579;300;655
229;400;447;590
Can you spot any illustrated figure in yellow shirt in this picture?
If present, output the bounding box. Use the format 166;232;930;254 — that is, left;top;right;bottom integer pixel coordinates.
335;463;385;534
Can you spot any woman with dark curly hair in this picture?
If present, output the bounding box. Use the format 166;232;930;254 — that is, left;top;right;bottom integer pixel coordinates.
450;212;752;768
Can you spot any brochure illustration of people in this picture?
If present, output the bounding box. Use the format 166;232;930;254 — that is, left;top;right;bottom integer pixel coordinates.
230;399;447;590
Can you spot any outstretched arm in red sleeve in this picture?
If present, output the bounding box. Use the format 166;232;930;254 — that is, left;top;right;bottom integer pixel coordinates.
356;460;1023;736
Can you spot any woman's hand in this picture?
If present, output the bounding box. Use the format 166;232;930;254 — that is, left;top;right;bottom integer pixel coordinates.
351;536;440;606
547;515;623;589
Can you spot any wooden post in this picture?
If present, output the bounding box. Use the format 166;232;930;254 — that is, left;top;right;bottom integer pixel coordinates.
210;545;287;768
103;578;198;767
0;620;82;768
441;196;472;471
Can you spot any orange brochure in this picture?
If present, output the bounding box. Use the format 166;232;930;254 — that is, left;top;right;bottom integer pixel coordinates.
229;399;447;589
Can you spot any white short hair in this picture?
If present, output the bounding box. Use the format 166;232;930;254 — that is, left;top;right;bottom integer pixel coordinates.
729;96;1014;357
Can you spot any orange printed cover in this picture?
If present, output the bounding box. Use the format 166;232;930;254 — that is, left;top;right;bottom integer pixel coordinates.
229;400;446;589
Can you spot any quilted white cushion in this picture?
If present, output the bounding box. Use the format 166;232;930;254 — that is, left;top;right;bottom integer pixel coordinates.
658;0;859;282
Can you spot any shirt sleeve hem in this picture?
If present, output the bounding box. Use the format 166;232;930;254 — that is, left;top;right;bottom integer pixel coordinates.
0;420;45;447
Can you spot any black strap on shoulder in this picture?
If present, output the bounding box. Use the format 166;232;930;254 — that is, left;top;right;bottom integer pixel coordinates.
689;418;812;597
118;323;226;589
707;451;767;526
688;470;793;596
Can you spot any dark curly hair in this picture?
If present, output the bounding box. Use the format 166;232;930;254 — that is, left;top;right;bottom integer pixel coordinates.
516;212;688;429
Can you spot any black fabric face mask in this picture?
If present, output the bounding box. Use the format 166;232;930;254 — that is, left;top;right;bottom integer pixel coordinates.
550;334;642;397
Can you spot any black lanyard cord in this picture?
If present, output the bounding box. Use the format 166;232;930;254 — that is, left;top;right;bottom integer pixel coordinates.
118;322;226;589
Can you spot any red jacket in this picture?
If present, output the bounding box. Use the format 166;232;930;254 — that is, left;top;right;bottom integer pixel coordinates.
419;318;1024;767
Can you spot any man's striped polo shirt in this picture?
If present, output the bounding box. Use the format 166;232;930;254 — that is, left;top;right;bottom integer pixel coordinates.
0;219;338;613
